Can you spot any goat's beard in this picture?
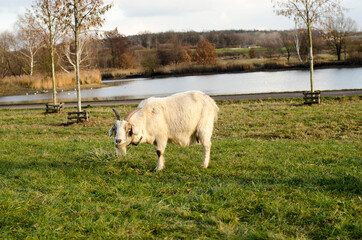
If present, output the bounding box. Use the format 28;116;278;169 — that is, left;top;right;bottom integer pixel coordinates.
115;137;133;157
116;146;127;156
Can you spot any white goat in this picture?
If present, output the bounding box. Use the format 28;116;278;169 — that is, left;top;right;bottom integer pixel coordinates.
109;91;219;171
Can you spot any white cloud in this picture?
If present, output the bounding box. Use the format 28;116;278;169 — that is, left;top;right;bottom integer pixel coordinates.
113;0;218;17
1;0;360;35
103;0;297;35
0;0;31;32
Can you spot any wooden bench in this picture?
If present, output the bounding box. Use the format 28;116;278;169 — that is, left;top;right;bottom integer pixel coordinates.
67;110;90;123
303;91;321;105
45;103;64;113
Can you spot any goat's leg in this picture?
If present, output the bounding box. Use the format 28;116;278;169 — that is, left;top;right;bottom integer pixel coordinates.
197;117;215;169
154;140;167;171
201;141;211;168
199;131;212;168
155;150;165;171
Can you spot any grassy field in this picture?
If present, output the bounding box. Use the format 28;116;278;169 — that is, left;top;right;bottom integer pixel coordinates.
0;97;361;239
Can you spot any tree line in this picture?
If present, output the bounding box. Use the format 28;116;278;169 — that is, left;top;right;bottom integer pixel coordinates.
0;5;360;80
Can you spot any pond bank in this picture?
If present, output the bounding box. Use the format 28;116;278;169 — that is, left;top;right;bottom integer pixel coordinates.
102;61;362;81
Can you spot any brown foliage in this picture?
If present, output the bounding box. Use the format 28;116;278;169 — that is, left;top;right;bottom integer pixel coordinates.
249;48;257;58
174;45;192;63
119;53;136;69
157;45;192;66
193;39;218;64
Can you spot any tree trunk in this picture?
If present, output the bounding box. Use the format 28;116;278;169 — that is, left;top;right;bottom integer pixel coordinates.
75;18;81;112
337;40;342;61
307;18;314;93
287;49;291;63
30;51;34;76
50;38;57;105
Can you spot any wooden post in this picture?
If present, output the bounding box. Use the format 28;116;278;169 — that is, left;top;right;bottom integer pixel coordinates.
303;91;321;105
67;110;89;123
45;102;64;113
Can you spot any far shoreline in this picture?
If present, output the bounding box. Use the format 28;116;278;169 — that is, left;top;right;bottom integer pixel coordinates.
104;62;362;81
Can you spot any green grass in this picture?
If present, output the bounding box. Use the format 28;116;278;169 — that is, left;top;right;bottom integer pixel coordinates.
216;48;250;54
0;97;361;239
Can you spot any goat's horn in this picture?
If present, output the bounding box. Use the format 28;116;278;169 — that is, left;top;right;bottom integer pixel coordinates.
112;108;120;120
124;108;141;121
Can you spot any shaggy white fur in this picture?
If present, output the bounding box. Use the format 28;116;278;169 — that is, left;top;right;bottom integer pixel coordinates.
109;90;219;171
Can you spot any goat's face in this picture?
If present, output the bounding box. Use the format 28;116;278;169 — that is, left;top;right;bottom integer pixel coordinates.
109;119;133;156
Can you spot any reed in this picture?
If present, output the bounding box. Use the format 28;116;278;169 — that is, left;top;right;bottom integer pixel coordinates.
346;52;362;65
0;70;102;90
101;68;143;80
156;62;255;76
101;62;257;80
262;60;289;69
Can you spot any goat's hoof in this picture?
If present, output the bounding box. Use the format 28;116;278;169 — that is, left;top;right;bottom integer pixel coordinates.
200;164;208;169
153;166;164;171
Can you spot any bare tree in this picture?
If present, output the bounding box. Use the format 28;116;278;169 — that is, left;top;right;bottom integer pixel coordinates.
279;31;295;63
203;31;218;46
33;0;66;105
58;35;93;72
104;28;130;68
181;31;200;46
272;0;344;92
15;10;44;76
325;15;357;61
293;28;323;65
137;30;152;49
262;32;281;59
293;28;304;64
0;31;25;77
62;0;112;112
0;32;17;77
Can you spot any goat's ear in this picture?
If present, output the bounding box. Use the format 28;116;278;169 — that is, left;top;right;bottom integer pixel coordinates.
109;125;115;137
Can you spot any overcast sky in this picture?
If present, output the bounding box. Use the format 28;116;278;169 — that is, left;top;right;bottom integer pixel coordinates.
0;0;360;36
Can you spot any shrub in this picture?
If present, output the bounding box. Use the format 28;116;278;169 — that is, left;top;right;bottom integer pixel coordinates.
157;50;174;66
119;53;136;69
174;46;192;64
193;39;218;64
141;53;159;74
249;48;257;58
346;52;362;65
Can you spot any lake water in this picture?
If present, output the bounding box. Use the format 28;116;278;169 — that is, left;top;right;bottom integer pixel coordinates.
1;68;361;103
